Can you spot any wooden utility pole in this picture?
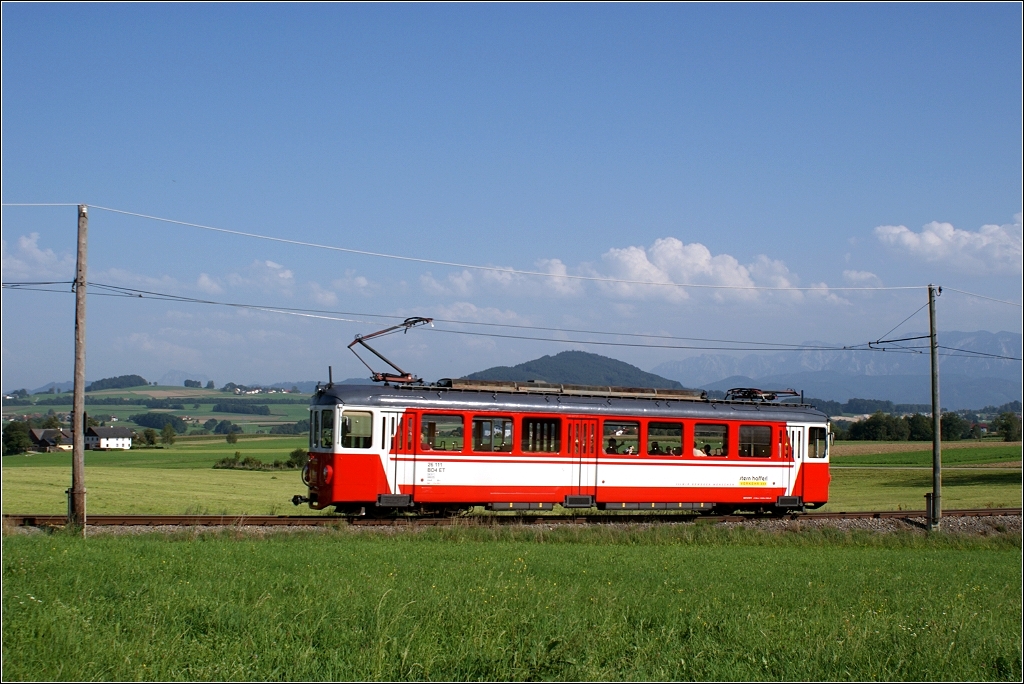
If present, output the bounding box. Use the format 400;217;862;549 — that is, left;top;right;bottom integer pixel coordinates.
927;284;941;531
70;204;88;532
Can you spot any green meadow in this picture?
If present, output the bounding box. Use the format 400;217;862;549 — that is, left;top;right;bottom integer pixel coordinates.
831;444;1021;467
2;386;312;432
2;526;1020;681
2;437;1020;515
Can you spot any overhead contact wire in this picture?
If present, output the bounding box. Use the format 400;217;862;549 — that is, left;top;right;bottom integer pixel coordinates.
82;204;926;292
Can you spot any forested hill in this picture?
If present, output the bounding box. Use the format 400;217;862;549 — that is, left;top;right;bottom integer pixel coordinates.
464;351;685;389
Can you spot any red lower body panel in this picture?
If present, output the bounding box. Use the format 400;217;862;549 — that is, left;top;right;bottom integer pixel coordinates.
801;461;830;504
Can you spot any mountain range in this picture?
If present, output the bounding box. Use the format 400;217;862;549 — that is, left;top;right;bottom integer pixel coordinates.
651;331;1020;385
11;331;1020;411
651;331;1021;410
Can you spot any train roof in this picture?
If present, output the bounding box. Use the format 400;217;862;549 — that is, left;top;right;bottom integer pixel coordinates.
312;380;829;423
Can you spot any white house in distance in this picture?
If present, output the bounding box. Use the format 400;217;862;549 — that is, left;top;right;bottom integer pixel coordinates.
85;426;133;450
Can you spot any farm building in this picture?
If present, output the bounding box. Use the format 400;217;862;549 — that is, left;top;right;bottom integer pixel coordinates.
85;426;133;450
28;429;74;452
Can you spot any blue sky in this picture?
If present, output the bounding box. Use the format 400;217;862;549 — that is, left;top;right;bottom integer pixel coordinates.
2;4;1021;390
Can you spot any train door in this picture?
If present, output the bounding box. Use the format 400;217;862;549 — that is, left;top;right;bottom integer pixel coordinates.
787;425;805;500
394;412;418;499
379;411;401;493
568;418;598;498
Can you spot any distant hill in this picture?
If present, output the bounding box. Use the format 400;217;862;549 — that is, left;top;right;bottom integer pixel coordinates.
465;351;685;389
700;372;1021;411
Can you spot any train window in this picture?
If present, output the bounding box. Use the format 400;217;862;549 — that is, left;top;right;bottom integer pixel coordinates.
311;410;318;450
421;414;464;451
320;409;334;448
604;421;639;455
647;422;683;455
808;427;827;458
472;417;513;452
341;411;373;449
694;424;728;456
739;425;772;457
522;418;560;453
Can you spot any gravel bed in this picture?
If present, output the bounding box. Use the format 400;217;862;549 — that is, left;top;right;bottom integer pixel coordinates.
716;514;1021;536
6;515;1020;538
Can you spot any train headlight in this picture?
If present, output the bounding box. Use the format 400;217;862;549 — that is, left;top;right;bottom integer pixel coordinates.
321;464;333;485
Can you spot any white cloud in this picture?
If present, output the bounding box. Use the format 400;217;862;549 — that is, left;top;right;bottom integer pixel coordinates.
431;301;531;325
534;259;583;296
807;282;850;306
1;233;76;280
473;259;584;298
595;238;803;303
747;255;800;290
226;259;296;294
842;270;882;286
874;213;1023;273
196;273;223;294
309;282;338;306
330;269;377;296
421;270;474;296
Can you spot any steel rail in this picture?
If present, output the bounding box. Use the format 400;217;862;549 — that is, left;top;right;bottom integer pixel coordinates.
3;508;1020;528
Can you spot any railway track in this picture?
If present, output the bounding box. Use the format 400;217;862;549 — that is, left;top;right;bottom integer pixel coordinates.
4;508;1020;528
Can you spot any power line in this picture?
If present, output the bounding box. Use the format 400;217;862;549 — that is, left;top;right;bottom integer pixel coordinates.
8;203;1021;306
84;282;839;349
944;287;1023;308
6;279;1018;361
70;204;925;293
875;302;930;343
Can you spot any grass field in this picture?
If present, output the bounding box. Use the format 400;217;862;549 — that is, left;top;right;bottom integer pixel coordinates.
3;385;312;432
2;527;1020;681
819;468;1021;512
2;437;1020;515
832;445;1021;467
1;437;311;515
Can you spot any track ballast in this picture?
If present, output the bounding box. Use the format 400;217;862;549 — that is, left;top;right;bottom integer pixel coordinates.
4;508;1020;528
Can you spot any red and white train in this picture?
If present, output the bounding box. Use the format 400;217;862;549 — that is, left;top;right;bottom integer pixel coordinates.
298;380;831;514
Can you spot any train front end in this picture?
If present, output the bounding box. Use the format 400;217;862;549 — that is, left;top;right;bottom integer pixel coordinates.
299;386;395;511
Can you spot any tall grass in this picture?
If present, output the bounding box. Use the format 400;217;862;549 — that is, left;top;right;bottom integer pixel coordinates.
3;526;1020;681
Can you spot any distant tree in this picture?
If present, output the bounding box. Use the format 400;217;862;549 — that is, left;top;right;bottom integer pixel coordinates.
848;412;909;441
128;413;186;433
2;421;33;456
12;389;29;399
991;413;1022;442
143;428;158;446
805;398;843;417
86;375;149;392
204;418;218;431
184;380;202;389
226;431;239;444
212;402;270;415
161;423;176;445
940;413;969;441
906;414;932;441
270;419;310;435
844;398;896;415
206;380;215;389
290;386;299;393
40;414;62;429
85;415;100;428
